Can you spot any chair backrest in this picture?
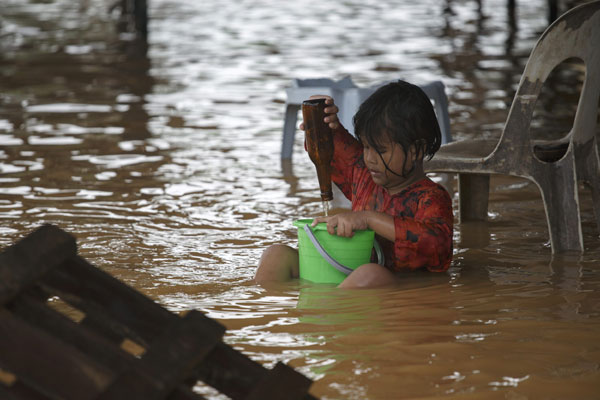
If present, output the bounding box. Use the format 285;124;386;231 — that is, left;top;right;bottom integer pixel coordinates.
293;76;357;89
497;1;600;160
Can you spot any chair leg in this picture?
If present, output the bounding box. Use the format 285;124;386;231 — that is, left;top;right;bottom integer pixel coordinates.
574;139;600;238
281;104;300;160
590;178;600;238
458;173;490;223
585;157;600;238
536;167;583;253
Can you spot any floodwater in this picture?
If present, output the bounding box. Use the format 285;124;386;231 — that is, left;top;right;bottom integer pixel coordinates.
1;0;599;399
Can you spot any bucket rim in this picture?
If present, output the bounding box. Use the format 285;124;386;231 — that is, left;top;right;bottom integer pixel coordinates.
293;218;372;233
293;218;326;231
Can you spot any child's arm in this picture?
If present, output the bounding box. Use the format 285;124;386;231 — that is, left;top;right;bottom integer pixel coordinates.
313;190;453;272
312;210;394;240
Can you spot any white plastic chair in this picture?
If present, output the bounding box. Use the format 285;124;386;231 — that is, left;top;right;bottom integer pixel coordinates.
281;76;452;160
424;1;600;253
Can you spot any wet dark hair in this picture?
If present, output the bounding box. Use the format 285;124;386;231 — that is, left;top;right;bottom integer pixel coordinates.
353;80;442;168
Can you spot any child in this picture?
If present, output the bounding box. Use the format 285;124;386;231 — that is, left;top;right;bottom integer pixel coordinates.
255;80;453;288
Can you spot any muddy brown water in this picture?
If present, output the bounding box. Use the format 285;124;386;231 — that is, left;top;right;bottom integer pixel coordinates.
1;1;599;399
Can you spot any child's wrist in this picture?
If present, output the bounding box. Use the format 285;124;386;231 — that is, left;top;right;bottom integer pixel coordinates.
364;210;376;229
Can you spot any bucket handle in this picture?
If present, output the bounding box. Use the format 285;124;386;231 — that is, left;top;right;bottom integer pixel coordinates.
303;224;385;276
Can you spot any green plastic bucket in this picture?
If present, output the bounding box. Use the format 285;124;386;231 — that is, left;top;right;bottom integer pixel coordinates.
294;219;377;284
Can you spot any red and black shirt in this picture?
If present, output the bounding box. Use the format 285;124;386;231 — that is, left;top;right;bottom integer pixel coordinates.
330;127;454;272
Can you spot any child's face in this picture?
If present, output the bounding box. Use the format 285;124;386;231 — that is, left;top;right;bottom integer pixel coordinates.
361;136;417;194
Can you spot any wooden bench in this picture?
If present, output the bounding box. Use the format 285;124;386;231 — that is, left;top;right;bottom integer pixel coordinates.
0;224;317;400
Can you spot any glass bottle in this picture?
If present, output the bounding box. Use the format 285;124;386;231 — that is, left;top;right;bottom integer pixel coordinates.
302;98;334;202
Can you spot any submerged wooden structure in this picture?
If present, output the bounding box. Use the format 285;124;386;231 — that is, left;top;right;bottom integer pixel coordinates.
0;225;317;400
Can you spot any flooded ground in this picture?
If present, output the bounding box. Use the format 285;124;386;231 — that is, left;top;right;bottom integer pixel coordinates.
1;0;599;398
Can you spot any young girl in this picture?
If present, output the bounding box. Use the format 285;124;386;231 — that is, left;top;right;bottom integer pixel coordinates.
255;80;453;288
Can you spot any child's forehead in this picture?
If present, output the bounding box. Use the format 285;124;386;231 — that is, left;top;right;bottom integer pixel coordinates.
359;130;396;146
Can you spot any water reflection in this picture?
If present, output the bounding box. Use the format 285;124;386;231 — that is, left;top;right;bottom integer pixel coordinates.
1;0;599;399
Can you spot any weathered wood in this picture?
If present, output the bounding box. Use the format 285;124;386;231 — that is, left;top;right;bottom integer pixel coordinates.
192;344;318;400
40;256;172;346
100;371;206;400
0;225;318;400
142;311;224;384
192;342;268;399
548;0;559;22
120;0;148;38
97;369;174;400
0;225;76;305
166;386;207;400
8;293;213;400
458;174;490;222
0;380;53;400
100;311;224;399
245;362;313;400
8;291;134;374
0;308;113;400
133;0;148;38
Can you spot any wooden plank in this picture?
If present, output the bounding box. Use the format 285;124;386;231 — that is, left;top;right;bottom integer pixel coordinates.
99;370;208;400
0;377;53;400
142;311;224;382
191;344;317;400
9;290;135;374
99;311;224;400
192;342;267;399
458;173;490;223
245;362;312;400
166;386;208;400
0;308;113;400
33;251;317;399
0;225;76;305
0;226;317;400
97;369;168;400
9;292;208;400
40;256;173;347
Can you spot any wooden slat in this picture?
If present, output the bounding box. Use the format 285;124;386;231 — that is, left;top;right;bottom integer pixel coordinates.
192;342;267;399
0;225;318;400
0;308;113;400
0;225;76;305
40;256;173;346
96;369;168;400
9;290;135;374
9;292;208;400
142;311;225;383
99;311;224;400
0;378;53;400
245;362;312;400
166;386;208;400
191;344;317;400
99;370;208;400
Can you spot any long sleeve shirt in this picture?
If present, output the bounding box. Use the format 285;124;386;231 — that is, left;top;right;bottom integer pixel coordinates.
329;127;453;272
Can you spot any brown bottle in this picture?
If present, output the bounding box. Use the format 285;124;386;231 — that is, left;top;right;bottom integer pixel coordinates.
302;98;334;201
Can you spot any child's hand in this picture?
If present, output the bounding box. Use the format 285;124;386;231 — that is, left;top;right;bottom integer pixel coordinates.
299;95;341;131
311;211;370;238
